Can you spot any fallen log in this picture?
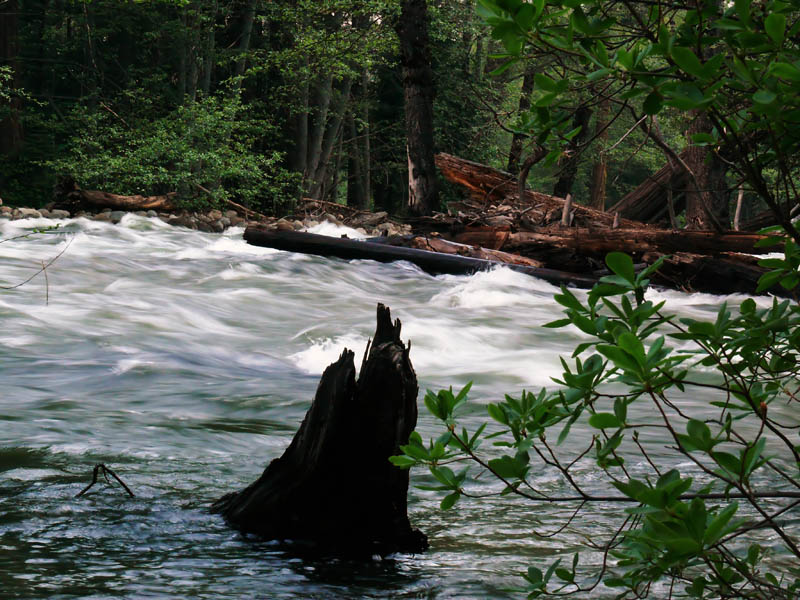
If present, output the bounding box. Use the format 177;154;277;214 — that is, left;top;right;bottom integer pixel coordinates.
647;252;787;297
54;176;177;213
435;152;645;229
212;304;427;554
243;228;598;288
383;234;544;268
739;203;800;232
607;152;689;223
452;228;779;257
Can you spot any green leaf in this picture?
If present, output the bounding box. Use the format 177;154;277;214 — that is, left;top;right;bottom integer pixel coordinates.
440;492;460;510
765;13;786;45
588;412;622;429
770;61;800;82
605;252;636;284
753;89;777;105
705;502;739;544
389;455;418;468
671;46;706;79
597;344;641;373
712;451;741;477
643;91;663;115
617;332;646;366
534;73;557;92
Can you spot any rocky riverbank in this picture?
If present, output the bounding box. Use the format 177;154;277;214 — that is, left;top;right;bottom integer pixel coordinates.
0;198;412;238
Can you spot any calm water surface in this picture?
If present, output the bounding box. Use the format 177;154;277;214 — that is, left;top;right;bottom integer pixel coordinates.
0;215;791;598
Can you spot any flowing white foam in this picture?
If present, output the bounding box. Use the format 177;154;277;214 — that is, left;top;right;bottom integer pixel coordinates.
304;221;368;239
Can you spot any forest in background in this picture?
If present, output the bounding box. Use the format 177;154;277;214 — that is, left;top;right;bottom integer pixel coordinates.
0;0;764;223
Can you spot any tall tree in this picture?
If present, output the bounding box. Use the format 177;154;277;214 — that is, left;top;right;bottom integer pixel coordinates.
395;0;438;216
0;0;23;157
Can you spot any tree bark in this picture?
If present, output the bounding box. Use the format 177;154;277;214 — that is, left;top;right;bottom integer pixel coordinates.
54;177;177;212
552;107;593;199
435;152;644;229
453;227;780;257
0;0;24;156
396;0;438;216
588;99;609;210
212;304;427;555
243;228;598;287
507;65;535;175
684;112;729;230
607;151;690;223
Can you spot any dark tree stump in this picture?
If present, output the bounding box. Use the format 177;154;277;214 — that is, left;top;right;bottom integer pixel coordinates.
212;304;428;555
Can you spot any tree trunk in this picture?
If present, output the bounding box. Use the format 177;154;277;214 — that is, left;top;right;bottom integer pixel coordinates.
305;75;333;190
212;304;427;555
242;228;598;287
588;99;609;209
308;77;352;200
233;0;257;81
201;0;217;96
552;106;593;199
507;65;535;175
0;0;23;156
396;0;438;216
53;177;177;212
684;112;729;230
453;227;780;257
347;113;367;209
607;151;690;223
435;152;644;229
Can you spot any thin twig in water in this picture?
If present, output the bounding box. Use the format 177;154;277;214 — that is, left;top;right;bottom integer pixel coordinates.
0;235;74;291
41;260;49;305
76;464;135;498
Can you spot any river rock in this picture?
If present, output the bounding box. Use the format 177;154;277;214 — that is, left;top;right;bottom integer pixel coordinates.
39;208;51;218
352;211;387;227
1;206;12;215
110;211;126;224
169;214;197;229
229;216;244;227
207;209;223;221
322;213;341;225
18;207;42;219
224;210;238;219
49;209;70;219
93;212;112;222
274;221;294;232
146;210;158;218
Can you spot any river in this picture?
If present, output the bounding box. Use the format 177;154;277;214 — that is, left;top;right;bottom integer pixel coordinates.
0;215;789;598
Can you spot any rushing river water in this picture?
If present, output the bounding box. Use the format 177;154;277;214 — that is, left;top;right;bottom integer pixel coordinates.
0;215;793;599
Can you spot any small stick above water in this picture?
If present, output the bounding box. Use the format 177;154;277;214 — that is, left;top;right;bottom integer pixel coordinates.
76;463;135;498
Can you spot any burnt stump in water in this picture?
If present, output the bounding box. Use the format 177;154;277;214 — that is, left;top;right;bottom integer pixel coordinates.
211;304;427;555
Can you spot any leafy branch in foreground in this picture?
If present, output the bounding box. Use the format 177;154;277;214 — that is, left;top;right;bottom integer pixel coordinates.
392;251;800;599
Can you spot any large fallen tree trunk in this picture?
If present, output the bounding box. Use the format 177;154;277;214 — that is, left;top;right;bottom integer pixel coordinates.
213;304;427;554
435;153;645;229
381;234;544;268
607;152;689;223
244;228;598;288
452;228;780;257
648;252;782;297
740;203;800;232
54;176;177;213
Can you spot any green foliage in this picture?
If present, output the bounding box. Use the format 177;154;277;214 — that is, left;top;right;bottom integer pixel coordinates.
476;0;800;220
44;93;299;213
394;245;800;597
